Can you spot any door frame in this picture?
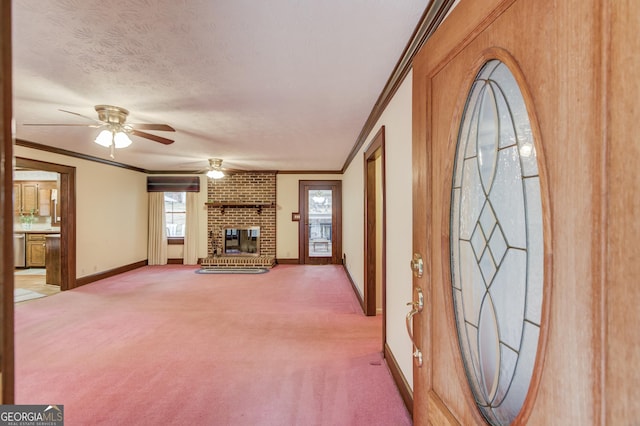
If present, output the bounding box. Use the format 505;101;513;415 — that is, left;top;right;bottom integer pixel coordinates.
364;127;386;319
1;0;14;403
15;157;76;291
298;180;342;264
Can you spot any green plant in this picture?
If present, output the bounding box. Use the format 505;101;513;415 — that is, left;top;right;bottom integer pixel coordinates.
19;209;37;225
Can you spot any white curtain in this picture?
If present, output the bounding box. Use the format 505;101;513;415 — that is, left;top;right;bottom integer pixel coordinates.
148;192;168;265
183;191;199;265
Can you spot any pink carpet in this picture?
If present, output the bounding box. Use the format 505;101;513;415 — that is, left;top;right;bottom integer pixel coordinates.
15;264;412;425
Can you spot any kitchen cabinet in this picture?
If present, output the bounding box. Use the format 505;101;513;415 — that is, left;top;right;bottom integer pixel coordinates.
14;181;57;216
14;182;38;214
38;187;52;216
26;233;47;267
13;184;21;215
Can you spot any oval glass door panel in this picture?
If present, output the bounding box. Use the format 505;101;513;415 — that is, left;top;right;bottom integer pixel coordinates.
450;59;544;425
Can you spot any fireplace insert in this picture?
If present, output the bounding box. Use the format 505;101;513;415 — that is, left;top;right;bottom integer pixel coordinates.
223;227;260;256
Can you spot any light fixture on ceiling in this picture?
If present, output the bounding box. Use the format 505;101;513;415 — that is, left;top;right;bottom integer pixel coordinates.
91;106;137;158
206;158;225;179
94;128;133;148
25;105;176;157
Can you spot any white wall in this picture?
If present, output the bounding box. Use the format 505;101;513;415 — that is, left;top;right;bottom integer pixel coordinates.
276;173;342;260
15;145;148;278
14;147;212;275
342;70;415;389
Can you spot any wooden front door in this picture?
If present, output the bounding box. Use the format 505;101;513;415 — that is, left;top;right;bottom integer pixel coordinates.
410;0;639;424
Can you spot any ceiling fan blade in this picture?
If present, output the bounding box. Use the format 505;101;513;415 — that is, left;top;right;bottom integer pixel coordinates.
131;129;174;145
130;123;175;132
23;123;102;128
59;109;101;123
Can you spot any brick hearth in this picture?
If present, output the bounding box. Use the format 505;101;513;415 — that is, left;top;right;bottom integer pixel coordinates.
200;255;276;268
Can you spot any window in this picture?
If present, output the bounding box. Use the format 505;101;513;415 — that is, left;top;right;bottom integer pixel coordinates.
164;192;186;239
450;60;544;425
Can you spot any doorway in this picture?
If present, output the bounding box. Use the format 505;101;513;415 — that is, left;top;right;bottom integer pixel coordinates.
15;158;76;292
364;127;385;318
13;168;61;302
298;180;342;265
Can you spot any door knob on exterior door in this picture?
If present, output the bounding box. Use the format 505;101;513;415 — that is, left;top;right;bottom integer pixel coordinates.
406;286;424;367
410;253;424;278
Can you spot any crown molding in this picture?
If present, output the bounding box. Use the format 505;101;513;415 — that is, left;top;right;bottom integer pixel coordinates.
15;139;148;173
341;0;456;172
16;139;341;176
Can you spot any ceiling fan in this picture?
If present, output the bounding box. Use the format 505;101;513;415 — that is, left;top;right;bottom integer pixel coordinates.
24;105;176;158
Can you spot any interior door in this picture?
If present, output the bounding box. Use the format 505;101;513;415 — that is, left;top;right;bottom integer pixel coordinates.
299;180;342;265
411;0;609;424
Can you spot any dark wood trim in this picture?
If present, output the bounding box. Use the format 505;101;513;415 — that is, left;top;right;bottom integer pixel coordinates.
364;127;386;321
342;263;364;314
16;139;147;173
148;168;279;175
297;181;305;264
1;0;14;403
205;202;275;215
298;180;342;265
17;140;344;176
205;202;275;207
276;170;342;175
167;258;183;264
341;0;456;172
365;158;377;315
15;157;73;174
75;260;147;287
276;258;299;265
16;157;77;291
384;342;413;416
167;238;184;245
147;170;205;175
16;139;346;176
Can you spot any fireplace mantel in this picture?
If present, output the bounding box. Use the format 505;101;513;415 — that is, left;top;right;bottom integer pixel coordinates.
205;202;275;214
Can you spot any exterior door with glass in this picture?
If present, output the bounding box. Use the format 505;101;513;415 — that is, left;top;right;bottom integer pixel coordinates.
411;0;613;424
299;180;342;265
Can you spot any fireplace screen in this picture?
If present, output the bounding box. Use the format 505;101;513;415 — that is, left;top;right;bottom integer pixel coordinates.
224;227;260;255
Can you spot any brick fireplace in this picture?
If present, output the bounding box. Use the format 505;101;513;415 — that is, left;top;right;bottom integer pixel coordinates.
202;172;276;268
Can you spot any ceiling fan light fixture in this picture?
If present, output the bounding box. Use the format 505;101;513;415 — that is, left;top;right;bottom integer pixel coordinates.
94;129;113;147
94;129;132;148
113;131;132;148
206;158;225;179
207;169;225;179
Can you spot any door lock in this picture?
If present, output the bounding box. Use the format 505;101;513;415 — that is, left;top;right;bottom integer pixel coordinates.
410;253;424;278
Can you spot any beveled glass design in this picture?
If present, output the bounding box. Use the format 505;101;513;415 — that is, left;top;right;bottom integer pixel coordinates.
450;60;543;425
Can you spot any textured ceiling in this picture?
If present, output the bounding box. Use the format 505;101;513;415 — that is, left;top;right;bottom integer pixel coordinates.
12;0;428;172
